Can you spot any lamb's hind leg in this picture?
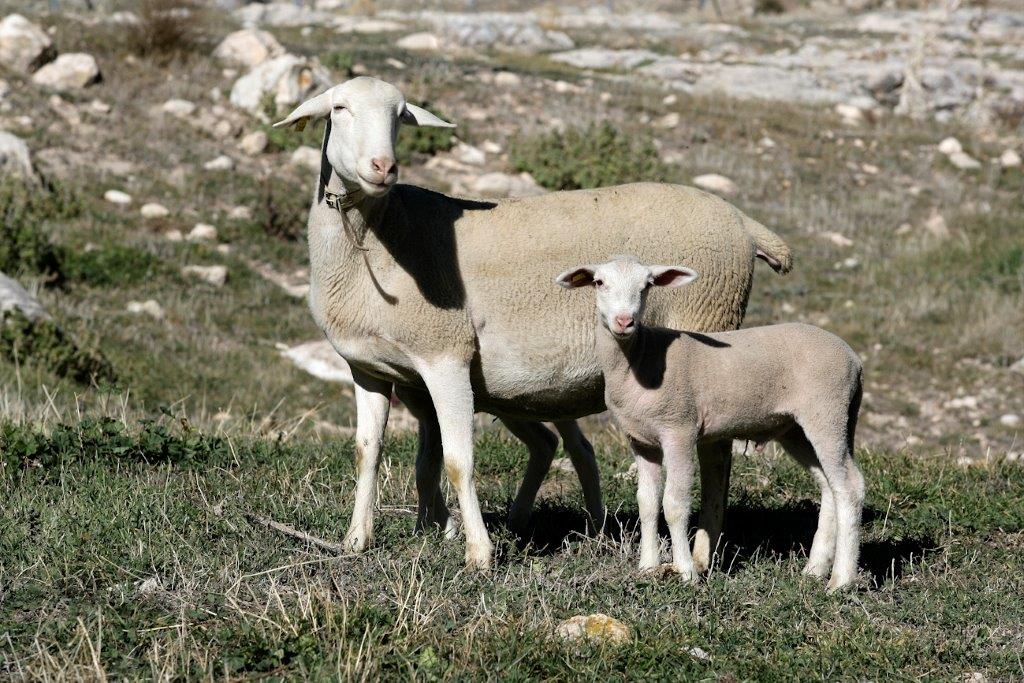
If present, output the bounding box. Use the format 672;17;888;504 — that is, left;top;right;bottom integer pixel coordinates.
778;429;836;579
503;418;558;532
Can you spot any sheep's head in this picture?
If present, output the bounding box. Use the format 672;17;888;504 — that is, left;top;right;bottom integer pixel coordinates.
556;256;698;339
274;76;454;198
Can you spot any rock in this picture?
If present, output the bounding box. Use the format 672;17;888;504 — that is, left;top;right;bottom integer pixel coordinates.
203;155;235;171
126;299;164;320
290;145;321;171
0;271;48;322
947;151;981;171
835;103;864;125
417;12;573;53
692;173;738;196
229;54;331;117
248;260;309;298
161;98;196;118
481;140;502;154
923;211;950;240
999;149;1021;168
234;2;329;27
228;205;252;220
556;614;630;645
493;71;522;88
104;189;132;205
140;202;169;219
213;29;284;69
686;646;711;661
89;99;111;114
279;340;352;384
334;17;407;34
945;396;979;410
31;53;101;91
938;137;963;156
237;130;268;156
0;130;33;178
212;119;236;140
0;14;54;73
396;32;440;51
165;229;183;242
656;112;680;129
187;223;217;242
469;171;545;198
181;265;228;287
551;48;661;71
1001;414;1021;428
451;142;485;166
821;231;854;247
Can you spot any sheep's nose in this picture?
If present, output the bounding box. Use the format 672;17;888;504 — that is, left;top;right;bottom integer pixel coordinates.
370;156;396;178
614;314;634;331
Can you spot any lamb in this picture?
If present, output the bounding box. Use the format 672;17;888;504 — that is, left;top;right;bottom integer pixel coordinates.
272;76;794;569
557;256;864;590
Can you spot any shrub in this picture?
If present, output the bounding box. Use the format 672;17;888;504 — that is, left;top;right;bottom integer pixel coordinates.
321;50;354;77
257;177;308;241
0;310;115;385
509;122;669;191
61;244;162;286
128;0;204;58
0;180;80;282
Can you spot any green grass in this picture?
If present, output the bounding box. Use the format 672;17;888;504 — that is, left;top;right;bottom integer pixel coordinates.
1;420;1022;679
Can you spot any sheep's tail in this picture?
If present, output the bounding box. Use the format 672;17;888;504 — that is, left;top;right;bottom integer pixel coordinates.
742;214;793;274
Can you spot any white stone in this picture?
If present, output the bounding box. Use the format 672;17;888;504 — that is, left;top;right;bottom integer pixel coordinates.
0;14;54;73
203;155;235;171
126;299;164;319
999;149;1021;168
0;271;48;322
396;32;440;51
481;140;503;154
31;53;100;91
228;205;252;220
229;54;331;116
1000;414;1021;428
556;614;630;645
938;137;963;156
89;99;111;114
290;145;320;171
103;189;132;205
835;103;864;124
165;229;183;242
493;71;522;88
213;29;284;69
469;171;544;198
334;17;406;34
279;340;353;384
181;265;227;287
140;202;169;219
238;130;268;156
692;173;738;196
948;150;981;170
655;112;680;129
0;130;33;178
821;231;854;247
924;211;950;239
161;98;196;118
663;94;677;106
945;396;979;410
551;48;660;71
187;223;217;242
452;142;485;166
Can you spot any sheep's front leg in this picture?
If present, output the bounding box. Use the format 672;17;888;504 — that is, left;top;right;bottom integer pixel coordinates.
633;444;663;572
416;356;493;569
662;433;698;582
693;440;731;574
343;368;392;552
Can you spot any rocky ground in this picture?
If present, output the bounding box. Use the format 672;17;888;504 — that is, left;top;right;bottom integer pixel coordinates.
1;0;1021;463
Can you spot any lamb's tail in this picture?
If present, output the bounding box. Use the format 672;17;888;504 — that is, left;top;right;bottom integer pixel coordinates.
742;214;793;274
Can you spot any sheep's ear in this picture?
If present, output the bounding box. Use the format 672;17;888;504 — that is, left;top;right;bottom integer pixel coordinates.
273;90;334;131
555;267;595;289
650;266;698;288
401;103;455;128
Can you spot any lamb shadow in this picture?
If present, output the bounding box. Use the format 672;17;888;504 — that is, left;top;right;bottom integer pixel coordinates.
491;501;936;586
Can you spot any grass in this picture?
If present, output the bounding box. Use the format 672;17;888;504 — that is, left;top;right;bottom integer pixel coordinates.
1;420;1023;678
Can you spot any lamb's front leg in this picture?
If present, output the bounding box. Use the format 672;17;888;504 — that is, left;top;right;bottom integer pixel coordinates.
343;368;392;552
416;356;493;569
633;444;663;572
662;432;699;582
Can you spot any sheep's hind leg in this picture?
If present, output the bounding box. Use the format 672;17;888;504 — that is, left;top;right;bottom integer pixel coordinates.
503;419;558;533
395;386;455;539
554;421;605;533
343;368;392;553
778;429;836;579
693;440;732;574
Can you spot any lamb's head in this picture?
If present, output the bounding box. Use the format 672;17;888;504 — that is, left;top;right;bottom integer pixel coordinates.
556;256;698;339
273;76;454;198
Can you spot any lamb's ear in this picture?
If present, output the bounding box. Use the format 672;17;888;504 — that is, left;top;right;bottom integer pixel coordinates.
650;266;698;288
273;89;334;131
555;267;596;289
401;103;455;128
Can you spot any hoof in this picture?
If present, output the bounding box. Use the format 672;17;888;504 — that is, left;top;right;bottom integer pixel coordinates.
465;542;493;570
826;573;856;593
343;531;372;553
670;563;700;583
802;561;832;579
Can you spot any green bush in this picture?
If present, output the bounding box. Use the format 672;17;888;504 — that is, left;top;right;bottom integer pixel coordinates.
0;310;115;385
61;244;162;286
0;180;80;281
321;50;353;76
509;122;668;191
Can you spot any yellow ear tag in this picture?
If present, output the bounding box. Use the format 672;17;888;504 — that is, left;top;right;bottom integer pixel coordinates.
294;118;308;132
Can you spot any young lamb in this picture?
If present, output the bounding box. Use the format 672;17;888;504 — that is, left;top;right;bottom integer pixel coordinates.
557;256;865;590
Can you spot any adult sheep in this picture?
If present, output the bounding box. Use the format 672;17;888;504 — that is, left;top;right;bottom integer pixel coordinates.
274;77;793;569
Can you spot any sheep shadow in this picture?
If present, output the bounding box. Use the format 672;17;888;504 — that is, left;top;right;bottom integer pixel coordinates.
490;501;936;586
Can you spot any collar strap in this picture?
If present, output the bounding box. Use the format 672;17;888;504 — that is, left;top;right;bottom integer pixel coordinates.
323;189;364;212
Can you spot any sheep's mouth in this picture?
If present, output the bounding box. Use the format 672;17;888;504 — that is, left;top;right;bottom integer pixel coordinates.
358;177;394;197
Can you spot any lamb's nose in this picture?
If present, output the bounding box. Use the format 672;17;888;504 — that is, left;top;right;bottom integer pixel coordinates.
370;156;396;178
614;314;634;331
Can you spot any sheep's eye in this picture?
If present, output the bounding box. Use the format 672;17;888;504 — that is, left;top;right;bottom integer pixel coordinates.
333;105;346;113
